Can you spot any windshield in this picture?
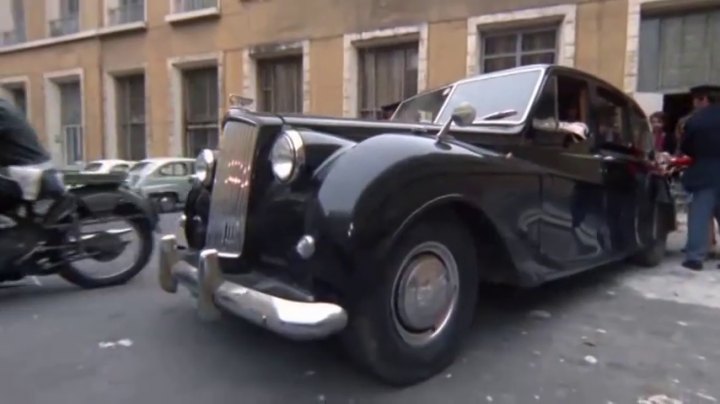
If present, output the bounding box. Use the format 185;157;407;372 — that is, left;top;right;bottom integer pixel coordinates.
391;69;543;125
392;86;452;123
129;162;152;173
83;162;103;172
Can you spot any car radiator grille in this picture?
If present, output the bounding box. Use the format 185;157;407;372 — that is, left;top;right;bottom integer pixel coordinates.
204;120;259;255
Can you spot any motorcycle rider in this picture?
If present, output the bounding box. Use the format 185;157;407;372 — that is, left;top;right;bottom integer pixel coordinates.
0;97;55;204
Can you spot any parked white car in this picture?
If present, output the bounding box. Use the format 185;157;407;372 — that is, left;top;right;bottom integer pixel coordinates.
81;159;135;174
125;158;196;212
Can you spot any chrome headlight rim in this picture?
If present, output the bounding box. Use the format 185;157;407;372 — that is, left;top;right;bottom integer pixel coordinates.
195;148;216;186
270;129;305;183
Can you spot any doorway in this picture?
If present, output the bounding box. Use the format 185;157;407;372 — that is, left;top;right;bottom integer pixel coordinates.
662;93;693;135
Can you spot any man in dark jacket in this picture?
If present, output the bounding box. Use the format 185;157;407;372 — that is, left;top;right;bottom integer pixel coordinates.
0;98;52;202
0;98;50;167
680;84;720;270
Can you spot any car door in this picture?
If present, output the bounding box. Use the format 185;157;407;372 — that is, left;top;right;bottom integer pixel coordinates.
588;83;652;256
524;71;611;272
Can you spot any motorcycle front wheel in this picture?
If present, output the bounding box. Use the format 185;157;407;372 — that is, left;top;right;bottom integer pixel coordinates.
55;212;154;289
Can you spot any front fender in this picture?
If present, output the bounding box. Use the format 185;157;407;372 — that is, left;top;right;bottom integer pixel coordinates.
70;185;159;230
310;133;532;252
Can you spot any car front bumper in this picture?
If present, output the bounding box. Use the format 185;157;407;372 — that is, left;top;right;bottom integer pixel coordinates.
158;234;349;341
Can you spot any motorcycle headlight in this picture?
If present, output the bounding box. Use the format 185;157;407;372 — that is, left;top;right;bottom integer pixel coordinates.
195;149;215;186
270;130;304;183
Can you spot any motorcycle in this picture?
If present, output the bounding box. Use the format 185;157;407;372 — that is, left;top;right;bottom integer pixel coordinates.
0;164;158;288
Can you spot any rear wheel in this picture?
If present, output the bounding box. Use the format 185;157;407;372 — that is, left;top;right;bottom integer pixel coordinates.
342;214;478;386
58;212;154;289
632;203;669;267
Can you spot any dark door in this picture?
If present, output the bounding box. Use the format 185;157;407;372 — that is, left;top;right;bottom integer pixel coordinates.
589;83;653;256
523;72;612;273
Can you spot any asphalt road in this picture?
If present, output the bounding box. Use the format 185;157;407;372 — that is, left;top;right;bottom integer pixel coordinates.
1;214;720;404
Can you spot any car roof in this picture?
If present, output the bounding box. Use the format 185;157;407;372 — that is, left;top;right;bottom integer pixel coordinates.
88;159;132;164
137;157;194;164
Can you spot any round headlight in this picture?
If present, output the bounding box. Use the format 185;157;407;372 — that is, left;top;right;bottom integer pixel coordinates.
195;149;215;186
270;130;304;183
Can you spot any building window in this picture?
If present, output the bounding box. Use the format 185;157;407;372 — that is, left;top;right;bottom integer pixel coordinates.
49;0;80;37
108;0;144;26
638;8;720;92
0;0;26;46
358;42;418;119
257;55;303;113
116;74;146;160
481;27;557;73
59;81;83;165
183;67;218;157
173;0;216;13
10;86;27;117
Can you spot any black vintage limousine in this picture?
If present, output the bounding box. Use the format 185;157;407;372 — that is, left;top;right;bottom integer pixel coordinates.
159;64;675;386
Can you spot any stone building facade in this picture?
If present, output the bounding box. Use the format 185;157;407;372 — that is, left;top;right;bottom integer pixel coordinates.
0;0;717;166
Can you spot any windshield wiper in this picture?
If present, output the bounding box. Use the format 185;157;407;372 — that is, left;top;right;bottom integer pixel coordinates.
478;109;518;121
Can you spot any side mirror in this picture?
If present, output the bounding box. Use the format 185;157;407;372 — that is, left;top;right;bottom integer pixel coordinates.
451;102;477;127
436;103;477;142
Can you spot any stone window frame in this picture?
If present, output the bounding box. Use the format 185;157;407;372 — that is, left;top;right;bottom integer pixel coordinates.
0;75;31;120
242;40;311;113
43;68;85;167
103;65;148;159
623;0;718;93
342;24;429;118
466;4;577;77
103;0;148;28
167;52;223;157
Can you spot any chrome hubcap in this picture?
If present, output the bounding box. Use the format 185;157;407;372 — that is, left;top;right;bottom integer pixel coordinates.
392;241;459;346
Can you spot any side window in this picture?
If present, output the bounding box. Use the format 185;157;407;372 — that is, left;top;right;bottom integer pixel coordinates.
111;164;129;172
158;163;177;177
556;75;591;127
629;105;652;154
593;86;629;147
531;75;558;124
174;163;189;176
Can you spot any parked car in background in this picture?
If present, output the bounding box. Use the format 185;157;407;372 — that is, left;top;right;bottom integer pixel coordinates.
125;158;195;213
158;64;676;386
81;159;135;174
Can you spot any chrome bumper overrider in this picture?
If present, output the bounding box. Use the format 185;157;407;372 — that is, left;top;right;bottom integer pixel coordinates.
158;235;348;340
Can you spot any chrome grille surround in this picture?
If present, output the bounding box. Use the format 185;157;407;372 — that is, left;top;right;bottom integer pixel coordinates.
204;119;259;255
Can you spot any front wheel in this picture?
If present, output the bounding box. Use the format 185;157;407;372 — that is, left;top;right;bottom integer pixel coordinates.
342;214;478;386
58;212;154;289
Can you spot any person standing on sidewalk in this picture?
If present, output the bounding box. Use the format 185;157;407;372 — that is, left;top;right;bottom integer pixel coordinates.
680;84;720;271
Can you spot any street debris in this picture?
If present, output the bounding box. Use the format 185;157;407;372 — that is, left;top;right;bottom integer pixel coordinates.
98;338;134;349
528;310;552;319
317;394;326;402
637;394;682;404
677;321;689;327
606;290;617;296
697;392;718;402
584;355;598;365
583;340;597;347
596;328;607;334
486;396;493;402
